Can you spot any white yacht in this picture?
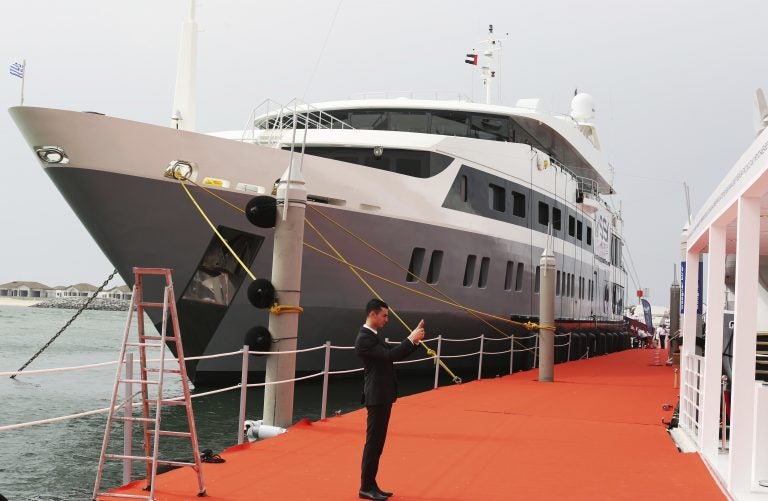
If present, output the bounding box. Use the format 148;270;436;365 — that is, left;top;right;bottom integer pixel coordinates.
9;14;628;384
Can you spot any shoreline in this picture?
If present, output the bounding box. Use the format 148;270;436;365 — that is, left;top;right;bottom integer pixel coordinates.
0;297;42;307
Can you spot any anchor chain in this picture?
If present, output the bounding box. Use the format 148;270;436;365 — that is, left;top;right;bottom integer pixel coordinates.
10;269;119;379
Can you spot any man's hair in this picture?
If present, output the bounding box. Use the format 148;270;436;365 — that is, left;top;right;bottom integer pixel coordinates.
365;298;388;316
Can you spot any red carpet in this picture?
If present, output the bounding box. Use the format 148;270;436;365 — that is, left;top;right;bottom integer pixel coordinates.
103;349;727;500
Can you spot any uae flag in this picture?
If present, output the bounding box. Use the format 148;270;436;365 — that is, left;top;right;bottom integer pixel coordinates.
464;53;478;65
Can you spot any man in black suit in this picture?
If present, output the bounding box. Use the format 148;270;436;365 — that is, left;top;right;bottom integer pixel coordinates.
355;298;425;500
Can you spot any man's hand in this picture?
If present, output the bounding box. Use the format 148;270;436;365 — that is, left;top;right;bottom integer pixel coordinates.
408;319;426;345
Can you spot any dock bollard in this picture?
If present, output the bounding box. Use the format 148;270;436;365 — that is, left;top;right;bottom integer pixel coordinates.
719;375;729;452
673;368;678;389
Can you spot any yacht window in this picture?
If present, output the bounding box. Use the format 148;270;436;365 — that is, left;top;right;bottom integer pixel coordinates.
478;257;490;288
568;215;575;237
389;111;429;133
515;263;524;291
463;255;477;287
534;265;540;294
349;110;388;130
587;226;592;246
512;191;526;217
406;247;425;282
489;184;506;212
301;147;452;178
552;207;562;231
556;270;561;296
577;220;583;241
431;110;469;136
426;250;444;284
538;202;549;226
460;175;468;202
504;261;514;291
470;115;510;141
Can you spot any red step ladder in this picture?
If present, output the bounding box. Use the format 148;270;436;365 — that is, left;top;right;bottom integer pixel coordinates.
92;267;206;500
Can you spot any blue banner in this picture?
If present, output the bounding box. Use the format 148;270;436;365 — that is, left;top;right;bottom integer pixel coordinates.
640;298;653;331
680;260;703;314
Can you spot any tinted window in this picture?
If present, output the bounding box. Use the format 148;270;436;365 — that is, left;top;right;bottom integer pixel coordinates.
515;263;524;291
512;191;526;217
568;216;575;236
553;208;562;231
587;226;592;245
470;115;509;141
349;110;388;130
478;257;490;288
431;111;469;136
463;255;477;287
538;202;549;226
489;184;505;212
534;266;540;294
302;147;452;178
406;247;425;282
389;111;429;132
426;250;443;284
504;261;514;291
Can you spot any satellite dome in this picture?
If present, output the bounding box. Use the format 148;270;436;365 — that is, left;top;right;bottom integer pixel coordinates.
571;93;595;122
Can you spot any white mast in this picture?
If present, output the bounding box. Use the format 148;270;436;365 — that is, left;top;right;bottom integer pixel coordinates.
479;25;501;105
172;1;198;131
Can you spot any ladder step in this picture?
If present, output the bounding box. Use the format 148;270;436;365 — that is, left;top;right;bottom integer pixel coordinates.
142;335;177;341
157;459;197;467
95;493;152;500
126;342;164;348
137;301;166;308
113;416;156;424
149;430;193;438
105;453;153;462
146;367;182;374
156;400;187;406
120;379;159;385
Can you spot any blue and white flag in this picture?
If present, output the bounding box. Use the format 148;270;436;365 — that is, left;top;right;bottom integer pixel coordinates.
9;62;24;78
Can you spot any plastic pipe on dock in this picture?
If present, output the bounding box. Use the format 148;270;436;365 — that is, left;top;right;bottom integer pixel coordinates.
539;246;556;382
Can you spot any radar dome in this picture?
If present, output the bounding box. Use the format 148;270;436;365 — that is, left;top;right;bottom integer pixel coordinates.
571;93;595;122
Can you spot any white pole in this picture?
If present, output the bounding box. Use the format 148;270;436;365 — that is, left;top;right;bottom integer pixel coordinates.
263;167;307;428
237;345;249;445
20;59;26;106
539;245;556;382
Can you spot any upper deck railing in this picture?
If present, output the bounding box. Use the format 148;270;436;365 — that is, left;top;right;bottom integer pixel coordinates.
241;98;354;146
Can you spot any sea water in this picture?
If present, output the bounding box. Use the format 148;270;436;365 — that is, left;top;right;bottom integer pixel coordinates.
0;305;424;500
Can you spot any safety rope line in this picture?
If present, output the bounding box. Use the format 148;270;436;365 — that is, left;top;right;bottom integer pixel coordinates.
179;182;256;281
306;205;547;348
10;269;119;379
304;218;462;383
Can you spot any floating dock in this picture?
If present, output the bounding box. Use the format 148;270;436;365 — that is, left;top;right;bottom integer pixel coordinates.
102;349;727;500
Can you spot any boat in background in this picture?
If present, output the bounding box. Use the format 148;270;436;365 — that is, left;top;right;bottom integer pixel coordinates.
9;8;628;385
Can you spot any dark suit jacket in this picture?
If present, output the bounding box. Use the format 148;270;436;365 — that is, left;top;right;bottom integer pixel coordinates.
355;325;418;406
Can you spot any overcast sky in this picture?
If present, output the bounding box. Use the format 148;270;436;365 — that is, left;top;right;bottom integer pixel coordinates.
1;0;766;306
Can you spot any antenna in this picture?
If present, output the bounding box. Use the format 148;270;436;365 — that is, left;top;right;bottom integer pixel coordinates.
683;182;692;224
757;88;768;136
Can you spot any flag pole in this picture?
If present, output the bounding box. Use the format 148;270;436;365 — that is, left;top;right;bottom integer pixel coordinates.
20;59;26;106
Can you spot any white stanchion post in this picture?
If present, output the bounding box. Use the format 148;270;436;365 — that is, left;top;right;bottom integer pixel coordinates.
478;334;485;381
433;335;442;389
509;335;515;374
567;333;572;361
320;341;331;420
237;346;249;445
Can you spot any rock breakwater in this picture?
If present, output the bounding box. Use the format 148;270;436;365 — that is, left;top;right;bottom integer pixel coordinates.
31;297;130;311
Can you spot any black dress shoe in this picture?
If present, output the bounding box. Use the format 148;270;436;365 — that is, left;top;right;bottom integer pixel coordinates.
359;489;388;500
375;487;393;497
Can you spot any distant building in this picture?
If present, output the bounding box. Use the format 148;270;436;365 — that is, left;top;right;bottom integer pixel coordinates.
0;281;131;300
0;281;52;298
99;285;132;300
